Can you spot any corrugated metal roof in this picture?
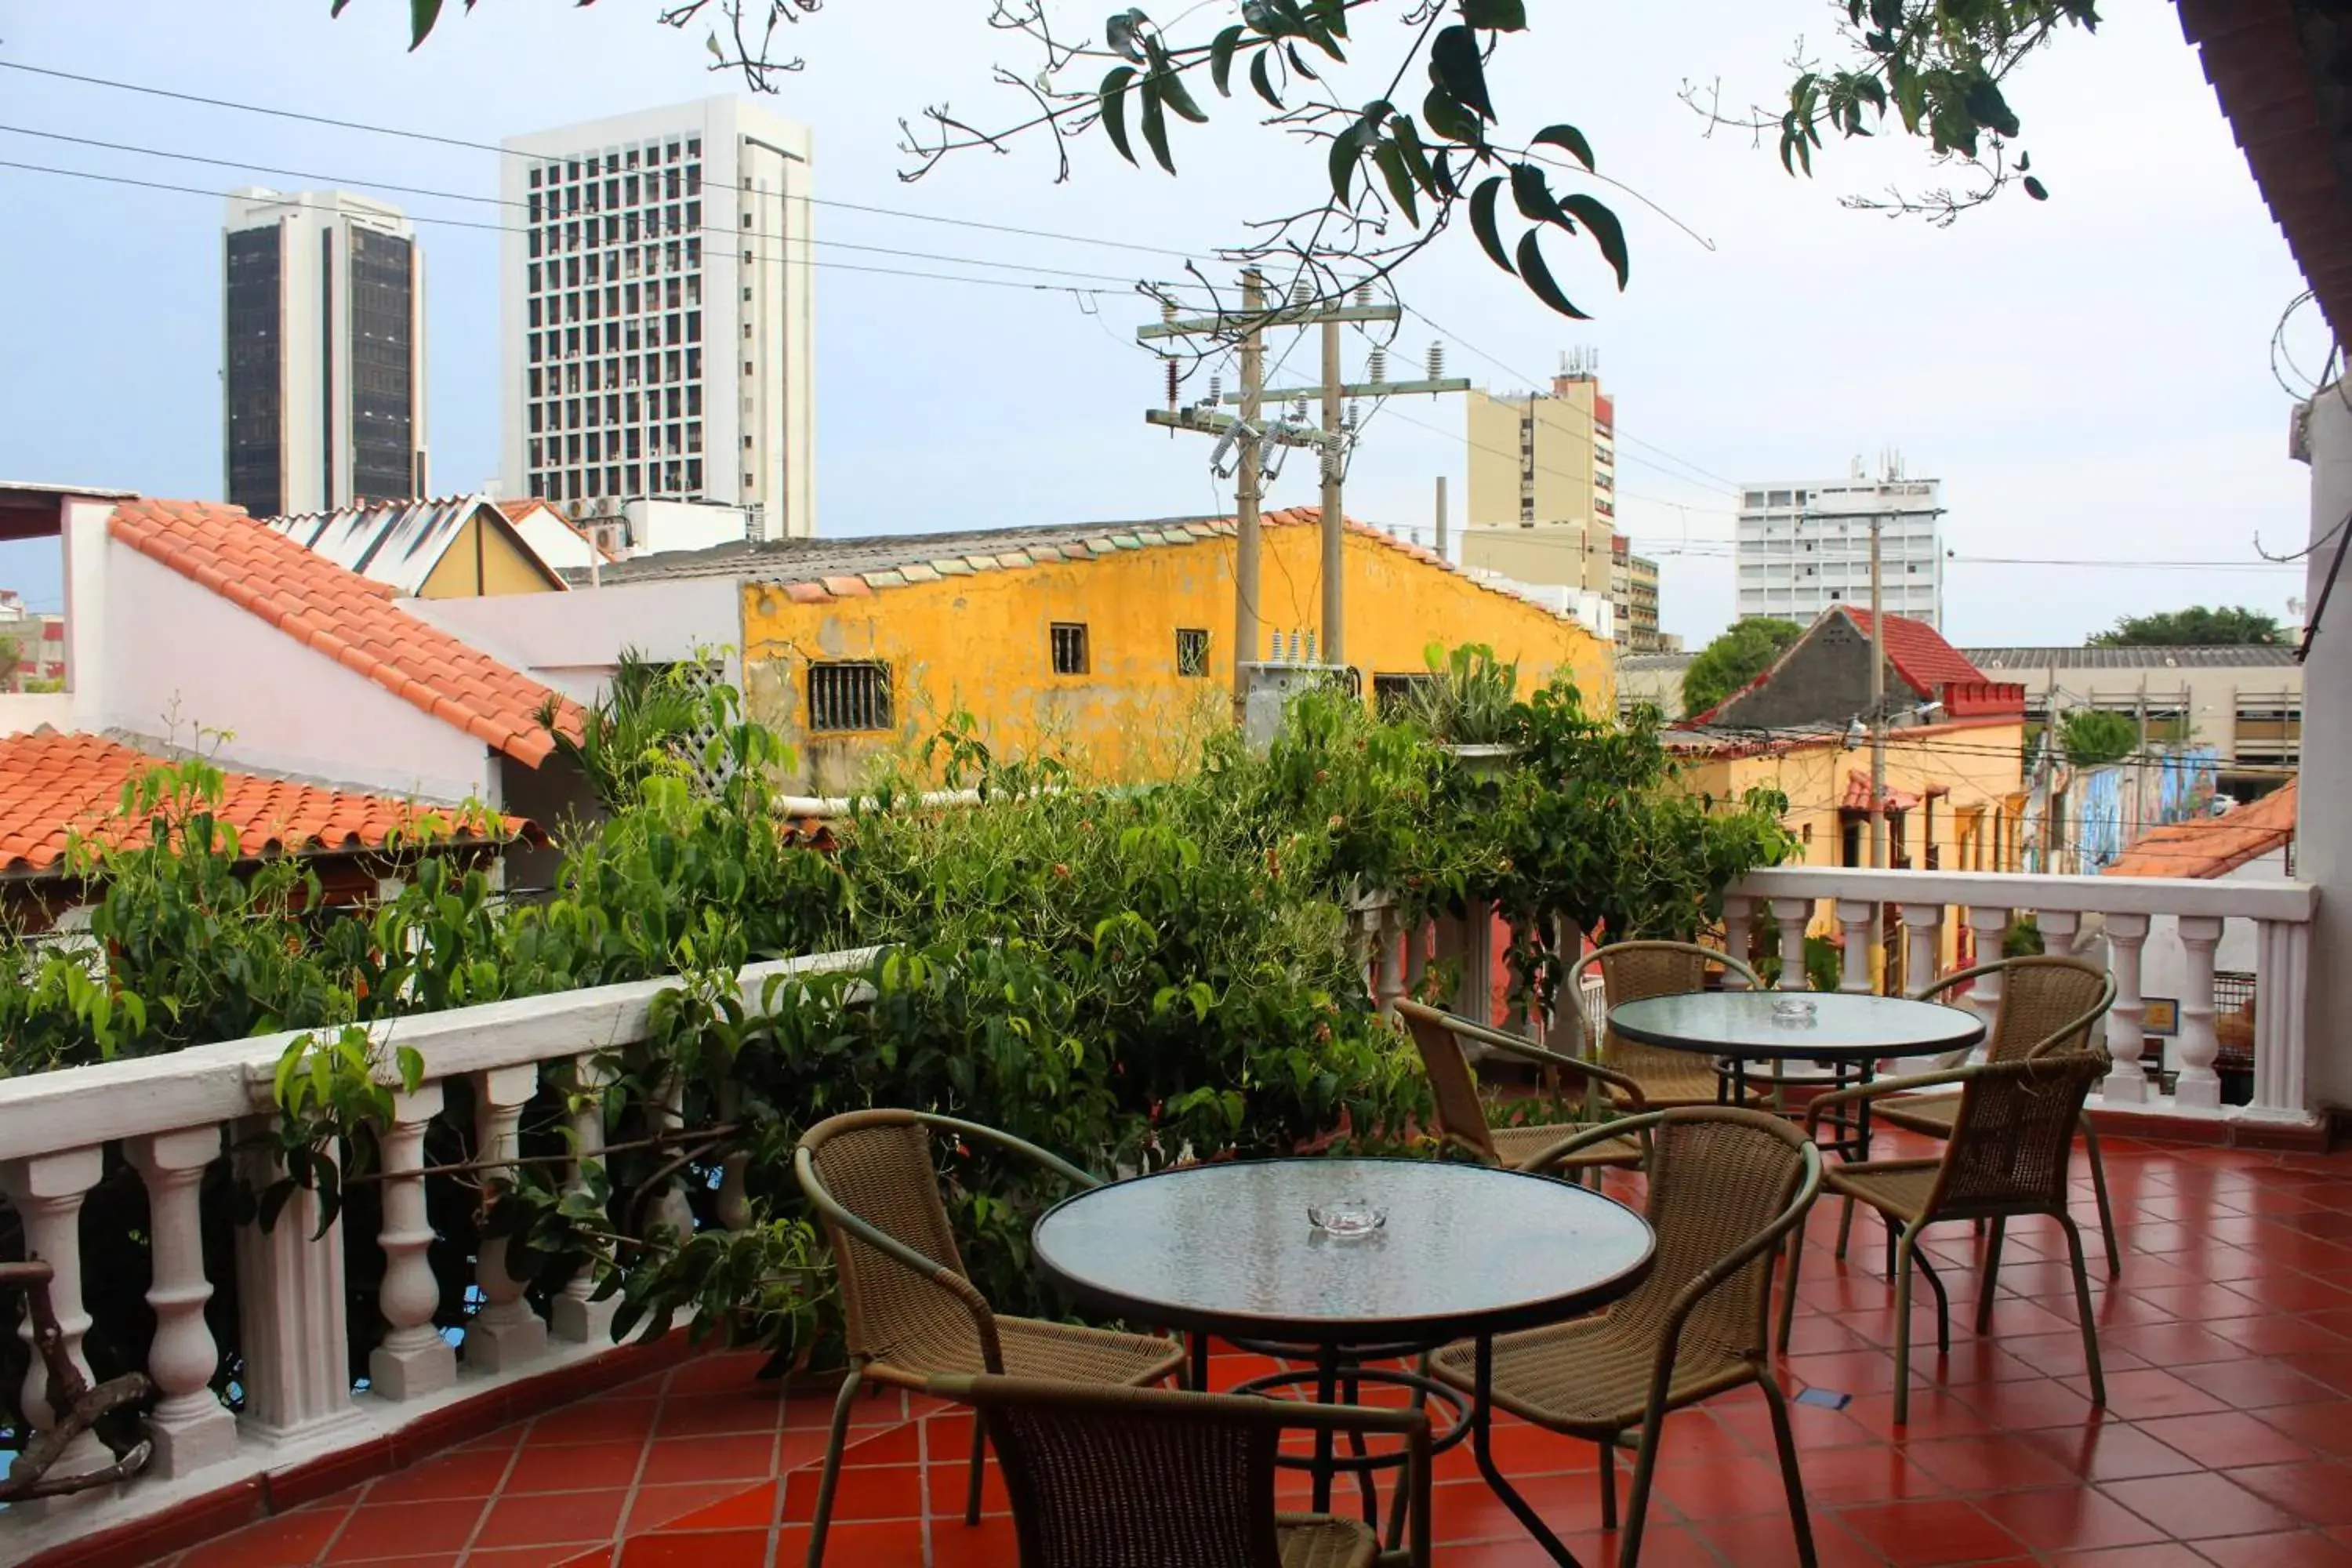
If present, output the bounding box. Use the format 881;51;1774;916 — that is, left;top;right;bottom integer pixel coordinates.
567;518;1215;587
1620;652;1697;672
263;495;562;596
1962;646;2300;670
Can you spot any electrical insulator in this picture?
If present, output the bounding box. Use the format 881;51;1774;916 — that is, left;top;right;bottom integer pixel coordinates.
1160;299;1178;324
1427;341;1446;379
1208;372;1224;406
1367;347;1388;386
1291;395;1308;423
1292;278;1314;306
1345;399;1359;430
1354;282;1372;306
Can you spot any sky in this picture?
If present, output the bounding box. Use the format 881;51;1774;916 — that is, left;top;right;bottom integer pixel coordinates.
0;0;2325;648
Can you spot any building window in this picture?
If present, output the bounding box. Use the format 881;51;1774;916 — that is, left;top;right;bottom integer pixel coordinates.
1373;673;1434;719
1050;622;1090;675
807;661;893;733
1175;627;1210;677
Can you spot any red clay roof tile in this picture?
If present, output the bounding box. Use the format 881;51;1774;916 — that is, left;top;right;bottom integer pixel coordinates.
2105;781;2298;880
107;500;580;768
1839;608;1991;696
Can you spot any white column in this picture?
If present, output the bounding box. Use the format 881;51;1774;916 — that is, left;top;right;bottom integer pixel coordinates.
1899;902;1944;996
466;1064;550;1372
1455;900;1497;1028
2099;913;2152;1102
368;1085;456;1401
1771;898;1811;990
2246;918;2314;1122
1374;909;1406;1022
2294;387;2352;1107
1966;905;2011;1040
551;1057;619;1344
1722;897;1754;988
4;1147;107;1479
2173;915;2227;1110
234;1118;364;1443
1837;899;1875;993
127;1127;238;1478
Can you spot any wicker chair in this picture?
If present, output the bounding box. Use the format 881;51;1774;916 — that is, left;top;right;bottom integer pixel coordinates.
794;1110;1185;1567
1864;956;2122;1276
930;1374;1431;1568
1430;1109;1823;1567
1395;999;1646;1176
1565;941;1768;1109
1780;1053;2111;1426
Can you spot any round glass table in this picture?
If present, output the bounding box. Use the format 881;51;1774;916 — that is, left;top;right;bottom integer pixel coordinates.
1033;1156;1654;1566
1610;990;1987;1156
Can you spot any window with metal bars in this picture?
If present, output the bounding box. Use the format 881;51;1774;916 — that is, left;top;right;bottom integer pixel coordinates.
1175;627;1210;677
1372;673;1432;720
1050;622;1090;676
807;661;893;733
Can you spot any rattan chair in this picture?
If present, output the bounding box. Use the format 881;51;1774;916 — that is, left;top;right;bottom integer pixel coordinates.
1396;999;1646;1177
1565;941;1769;1109
1864;956;2122;1276
930;1374;1431;1568
1779;1053;2111;1426
1430;1109;1823;1567
794;1110;1186;1567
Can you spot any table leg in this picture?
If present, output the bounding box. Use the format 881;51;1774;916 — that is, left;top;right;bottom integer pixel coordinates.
1312;1347;1338;1515
1341;1363;1378;1526
1471;1334;1584;1567
1857;1062;1875;1158
1189;1331;1211;1393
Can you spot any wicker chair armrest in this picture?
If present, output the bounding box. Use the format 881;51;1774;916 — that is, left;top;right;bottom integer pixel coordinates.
911;1112;1105;1190
1514;1118;1646;1174
1802;1064;1986;1132
1399;1000;1649;1111
793;1145;1007;1370
1912;960;2015;1007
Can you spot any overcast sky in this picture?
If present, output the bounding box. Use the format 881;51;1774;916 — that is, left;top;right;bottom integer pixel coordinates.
0;1;2321;647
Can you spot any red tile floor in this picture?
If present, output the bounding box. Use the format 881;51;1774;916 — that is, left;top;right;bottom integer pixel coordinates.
150;1134;2352;1568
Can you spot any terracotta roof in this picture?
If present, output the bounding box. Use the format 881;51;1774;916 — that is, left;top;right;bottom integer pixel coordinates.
0;729;540;878
2104;781;2298;880
561;508;1603;631
1838;608;1990;696
1842;769;1922;814
107;500;581;767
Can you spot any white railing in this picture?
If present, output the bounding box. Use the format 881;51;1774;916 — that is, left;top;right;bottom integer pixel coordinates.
0;946;873;1562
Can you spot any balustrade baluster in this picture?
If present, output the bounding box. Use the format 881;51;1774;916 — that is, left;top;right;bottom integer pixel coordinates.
1899;903;1944;996
1770;898;1811;989
1966;906;2012;1043
1722;897;1754;988
1836;899;1875;993
552;1056;620;1343
4;1147;107;1480
2098;913;2151;1102
716;1077;753;1232
126;1128;237;1477
2173;916;2226;1109
2248;917;2311;1120
1373;908;1406;1021
466;1065;550;1371
236;1116;364;1442
369;1085;456;1400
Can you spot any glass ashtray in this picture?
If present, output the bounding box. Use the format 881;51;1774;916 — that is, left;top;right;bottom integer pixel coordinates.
1308;1197;1388;1239
1769;997;1819;1028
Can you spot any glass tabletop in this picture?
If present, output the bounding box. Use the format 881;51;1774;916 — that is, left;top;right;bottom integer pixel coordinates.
1031;1156;1655;1346
1609;990;1986;1060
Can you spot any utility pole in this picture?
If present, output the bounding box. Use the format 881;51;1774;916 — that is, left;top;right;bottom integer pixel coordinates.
1869;507;1888;871
1435;475;1448;561
1321;314;1345;662
1237;273;1267;713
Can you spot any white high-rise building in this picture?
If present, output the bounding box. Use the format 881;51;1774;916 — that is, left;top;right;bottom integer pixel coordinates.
223;189;428;517
499;97;814;543
1734;461;1945;630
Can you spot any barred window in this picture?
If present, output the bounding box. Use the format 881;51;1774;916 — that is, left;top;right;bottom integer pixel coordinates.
808;661;893;733
1373;673;1433;720
1175;627;1210;677
1051;622;1090;676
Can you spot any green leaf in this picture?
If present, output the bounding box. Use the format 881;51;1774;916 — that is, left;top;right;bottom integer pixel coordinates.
409;0;445;49
1374;140;1420;227
1461;0;1527;29
1515;230;1592;320
1328;123;1361;205
1428;26;1494;123
1422;78;1481;145
1468;176;1515;274
2023;175;2049;201
1250;49;1285;110
1286;42;1320;82
396;1044;426;1093
1560;193;1629;289
1962;77;2020;138
1139;76;1175;172
1210;25;1246;96
1099;67;1139;165
1508;162;1569;228
1156;66;1210;125
1388;114;1435;195
1531;123;1595;172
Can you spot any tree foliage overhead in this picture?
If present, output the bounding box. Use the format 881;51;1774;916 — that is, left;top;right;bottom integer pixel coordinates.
365;1;2107;319
2059;706;2138;768
2087;606;2286;648
1682;617;1804;719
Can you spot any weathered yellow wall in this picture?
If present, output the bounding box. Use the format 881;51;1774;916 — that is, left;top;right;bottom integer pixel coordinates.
739;524;1617;792
416;517;563;598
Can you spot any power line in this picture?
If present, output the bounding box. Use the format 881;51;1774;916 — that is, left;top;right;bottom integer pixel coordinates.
0;157;1142;297
0;59;1213;263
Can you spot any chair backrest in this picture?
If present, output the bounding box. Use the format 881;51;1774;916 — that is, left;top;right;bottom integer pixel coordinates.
943;1375;1427;1568
1396;999;1502;1162
796;1109;985;1370
1932;1053;2108;1216
1917;956;2113;1067
1570;941;1761;1080
1604;1109;1816;1370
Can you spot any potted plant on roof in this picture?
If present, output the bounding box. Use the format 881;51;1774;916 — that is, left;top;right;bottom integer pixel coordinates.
1403;643;1525;781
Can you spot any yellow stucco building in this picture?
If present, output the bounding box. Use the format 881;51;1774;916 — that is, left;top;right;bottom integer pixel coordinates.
712;508;1615;792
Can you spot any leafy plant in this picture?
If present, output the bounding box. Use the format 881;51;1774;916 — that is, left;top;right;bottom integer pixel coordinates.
1398;642;1523;748
2060;708;2139;768
2089;606;2285;648
1681;618;1804;720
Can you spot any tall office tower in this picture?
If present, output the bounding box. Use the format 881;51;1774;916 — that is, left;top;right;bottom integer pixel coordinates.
500;97;814;542
1457;353;1660;643
1735;459;1946;630
223;189;428;517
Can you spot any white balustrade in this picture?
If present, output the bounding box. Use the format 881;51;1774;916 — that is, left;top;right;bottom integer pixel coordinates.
371;1084;456;1400
1965;905;2010;1036
126;1127;237;1477
1770;897;1811;990
715;1080;753;1232
2103;913;2153;1103
1899;903;1944;997
1836;899;1875;993
4;1146;107;1479
551;1056;619;1345
2173;916;2227;1110
465;1064;549;1372
1722;898;1755;987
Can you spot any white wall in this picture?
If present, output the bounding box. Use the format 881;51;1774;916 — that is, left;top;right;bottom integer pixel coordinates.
405;574;741;705
2297;388;2352;1109
102;544;493;804
2138;845;2285;1046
